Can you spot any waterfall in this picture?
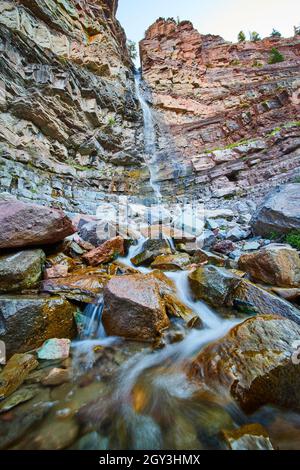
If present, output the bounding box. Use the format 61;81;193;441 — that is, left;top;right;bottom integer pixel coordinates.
134;72;162;200
81;297;106;340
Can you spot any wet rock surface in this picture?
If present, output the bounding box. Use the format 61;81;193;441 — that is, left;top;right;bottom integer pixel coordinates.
0;353;38;400
189;264;300;323
102;273;170;341
0;295;78;357
190;315;300;412
151;253;191;271
131;239;172;266
42;268;110;303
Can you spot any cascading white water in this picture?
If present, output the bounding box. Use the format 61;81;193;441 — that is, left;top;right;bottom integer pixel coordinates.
82;297;106;340
134;72;162;200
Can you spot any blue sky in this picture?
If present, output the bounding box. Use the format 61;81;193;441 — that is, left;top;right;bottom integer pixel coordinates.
118;0;300;58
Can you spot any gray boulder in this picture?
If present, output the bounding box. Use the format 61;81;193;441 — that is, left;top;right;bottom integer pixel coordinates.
251;184;300;236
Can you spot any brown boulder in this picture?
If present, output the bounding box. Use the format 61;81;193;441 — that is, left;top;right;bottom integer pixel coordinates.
45;265;69;279
239;244;300;287
82;236;125;266
190;315;300;412
191;249;227;267
0;199;75;249
271;287;300;301
0;353;38;400
188;265;241;306
41;367;70;386
102;274;170;341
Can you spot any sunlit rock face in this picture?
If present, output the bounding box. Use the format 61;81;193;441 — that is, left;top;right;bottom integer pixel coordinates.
140;19;300;200
0;0;152;213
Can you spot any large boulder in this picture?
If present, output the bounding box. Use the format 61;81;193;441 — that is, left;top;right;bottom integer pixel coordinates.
188;265;241;306
102;274;170;341
0;296;78;357
238;244;300;287
189;265;300;324
0;198;75;249
189;315;300;412
0;249;45;293
251;184;300;236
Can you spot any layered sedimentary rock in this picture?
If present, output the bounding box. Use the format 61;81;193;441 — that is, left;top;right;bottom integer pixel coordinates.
0;0;152;213
140;19;300;199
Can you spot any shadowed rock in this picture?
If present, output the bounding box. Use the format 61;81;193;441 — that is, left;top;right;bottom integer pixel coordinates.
251;184;300;236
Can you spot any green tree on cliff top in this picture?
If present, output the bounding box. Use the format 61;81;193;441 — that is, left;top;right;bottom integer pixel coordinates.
271;28;282;37
249;31;261;42
238;31;246;42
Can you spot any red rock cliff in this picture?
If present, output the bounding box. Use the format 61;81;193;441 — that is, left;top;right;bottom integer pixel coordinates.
140;19;300;200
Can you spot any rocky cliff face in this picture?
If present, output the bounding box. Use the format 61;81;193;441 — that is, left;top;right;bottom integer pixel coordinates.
0;0;152;214
140;19;300;201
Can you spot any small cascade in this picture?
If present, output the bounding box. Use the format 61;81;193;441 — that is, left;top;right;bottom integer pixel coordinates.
134;71;162;200
72;298;119;374
81;296;106;340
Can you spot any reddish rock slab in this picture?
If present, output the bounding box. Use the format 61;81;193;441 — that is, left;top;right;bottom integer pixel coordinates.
213;240;236;255
0;199;75;249
42;268;110;302
238;244;300;287
45;264;69;279
82;236;125;266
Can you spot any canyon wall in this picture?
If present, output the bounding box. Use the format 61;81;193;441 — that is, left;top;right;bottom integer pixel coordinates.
0;0;152;214
140;19;300;201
